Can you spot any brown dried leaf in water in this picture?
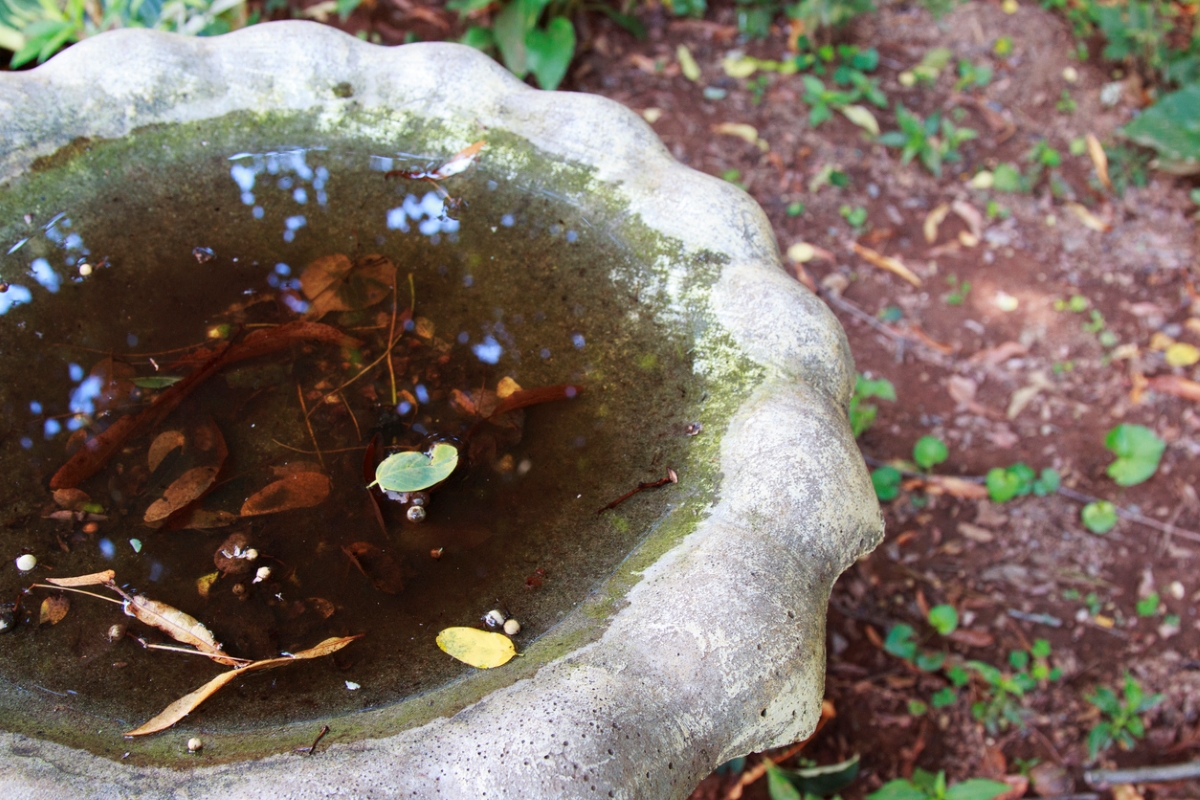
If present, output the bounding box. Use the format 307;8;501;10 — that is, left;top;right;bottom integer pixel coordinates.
307;597;336;619
342;542;404;594
147;430;186;473
39;595;70;625
169;321;361;372
118;592;238;666
50;342;234;490
52;488;91;511
240;472;331;517
270;461;324;477
214;532;255;577
300;253;395;320
173;508;238;531
45;569;116;587
124;635;362;736
144;466;220;523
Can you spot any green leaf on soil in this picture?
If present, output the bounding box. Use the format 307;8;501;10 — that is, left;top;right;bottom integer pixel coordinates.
1081;501;1118;534
370;442;459;493
871;466;902;501
1104;423;1164;486
1121;83;1200;173
913;435;948;470
928;604;958;636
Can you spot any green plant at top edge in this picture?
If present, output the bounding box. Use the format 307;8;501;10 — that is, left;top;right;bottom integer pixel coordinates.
867;768;1009;800
1085;672;1163;760
0;0;249;67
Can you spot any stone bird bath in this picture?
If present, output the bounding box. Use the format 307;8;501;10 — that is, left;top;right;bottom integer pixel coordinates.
0;22;883;799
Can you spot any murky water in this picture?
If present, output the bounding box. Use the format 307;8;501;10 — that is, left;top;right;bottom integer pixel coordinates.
0;130;703;745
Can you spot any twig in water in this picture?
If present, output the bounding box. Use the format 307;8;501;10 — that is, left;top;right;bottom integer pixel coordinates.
338;393;361;440
387;268;399;407
294;724;331;756
270;440;366;456
296;383;324;469
307;326;408;417
597;469;677;515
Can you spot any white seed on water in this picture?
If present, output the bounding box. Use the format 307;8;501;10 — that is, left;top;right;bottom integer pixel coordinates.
78;262;93;277
253;566;272;584
187;737;203;752
14;554;36;572
406;505;426;523
243;548;258;561
107;624;126;642
484;609;506;628
503;618;521;636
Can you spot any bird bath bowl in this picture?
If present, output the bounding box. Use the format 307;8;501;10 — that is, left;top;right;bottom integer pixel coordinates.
0;23;883;799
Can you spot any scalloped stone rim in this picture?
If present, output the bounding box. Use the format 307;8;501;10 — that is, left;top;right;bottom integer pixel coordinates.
0;21;883;799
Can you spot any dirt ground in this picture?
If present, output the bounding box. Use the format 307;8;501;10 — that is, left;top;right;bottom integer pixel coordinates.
31;0;1200;795
319;0;1200;796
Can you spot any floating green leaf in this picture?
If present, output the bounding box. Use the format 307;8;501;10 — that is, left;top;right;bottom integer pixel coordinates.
1081;500;1118;534
369;443;459;493
436;626;517;669
1104;424;1164;486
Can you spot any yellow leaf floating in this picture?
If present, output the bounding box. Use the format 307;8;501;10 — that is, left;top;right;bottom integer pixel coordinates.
1166;342;1200;367
436;627;517;669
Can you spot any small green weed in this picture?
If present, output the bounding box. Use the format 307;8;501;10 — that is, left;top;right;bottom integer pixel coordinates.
1135;591;1160;617
1104;423;1165;486
839;204;868;229
878;105;977;177
764;754;861;800
872;466;901;502
1081;500;1118;533
1085;673;1163;760
954;58;993;91
912;435;948;471
963;641;1060;734
944;274;971;306
867;768;1009;800
985;463;1059;503
849;373;896;438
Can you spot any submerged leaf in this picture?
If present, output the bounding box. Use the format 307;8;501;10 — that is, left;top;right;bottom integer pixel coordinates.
45;569;116;587
370;443;459;493
144;466;220;523
300;253;395;320
123;635;362;736
39;595;70;625
436;626;517;669
342;542;405;594
118;593;238;666
240;471;332;516
429;140;486;180
148;430;186;473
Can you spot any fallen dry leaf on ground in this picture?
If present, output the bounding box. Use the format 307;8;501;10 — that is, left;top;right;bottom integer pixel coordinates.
850;241;922;286
1149;374;1200;402
924;203;950;243
1086;132;1112;192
